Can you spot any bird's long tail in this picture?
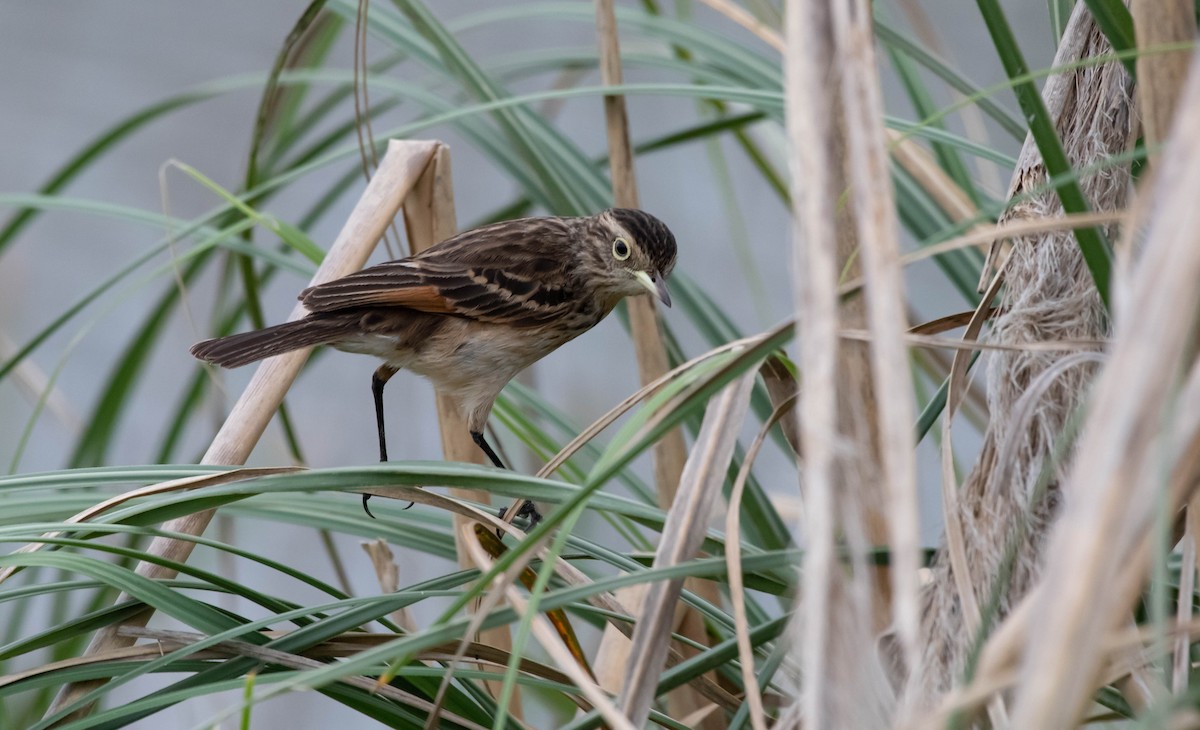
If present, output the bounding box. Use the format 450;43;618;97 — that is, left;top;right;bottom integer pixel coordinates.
190;315;350;368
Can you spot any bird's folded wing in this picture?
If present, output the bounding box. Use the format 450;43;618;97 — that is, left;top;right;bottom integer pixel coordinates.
299;227;579;327
300;261;458;314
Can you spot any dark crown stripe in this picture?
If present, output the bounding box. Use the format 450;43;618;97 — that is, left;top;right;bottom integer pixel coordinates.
608;208;677;276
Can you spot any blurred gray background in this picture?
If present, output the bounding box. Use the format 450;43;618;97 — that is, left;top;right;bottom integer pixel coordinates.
0;1;1052;727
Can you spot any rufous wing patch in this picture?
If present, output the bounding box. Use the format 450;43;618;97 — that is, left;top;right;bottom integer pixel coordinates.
301;283;457;314
369;285;457;313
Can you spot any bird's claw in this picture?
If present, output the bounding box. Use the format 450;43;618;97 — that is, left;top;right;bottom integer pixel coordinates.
496;500;542;538
361;493;414;518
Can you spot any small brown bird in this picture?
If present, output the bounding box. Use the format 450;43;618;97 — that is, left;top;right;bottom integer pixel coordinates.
191;208;677;519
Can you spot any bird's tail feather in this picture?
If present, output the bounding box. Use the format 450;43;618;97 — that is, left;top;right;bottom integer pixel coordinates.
190;316;348;368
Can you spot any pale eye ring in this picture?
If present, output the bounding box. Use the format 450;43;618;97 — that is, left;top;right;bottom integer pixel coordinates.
612;237;631;260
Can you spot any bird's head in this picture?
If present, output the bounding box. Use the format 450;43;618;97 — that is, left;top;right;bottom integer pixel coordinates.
590;208;678;308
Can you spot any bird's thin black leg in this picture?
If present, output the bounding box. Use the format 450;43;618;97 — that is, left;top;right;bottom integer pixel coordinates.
372;366;397;462
365;365;399;519
470;430;506;469
473;429;543;534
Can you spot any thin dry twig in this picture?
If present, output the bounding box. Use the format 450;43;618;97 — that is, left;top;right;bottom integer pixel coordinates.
360;539;416;632
696;0;784;53
834;212;1129;302
0;331;83;437
726;393;796;730
841;329;1106;354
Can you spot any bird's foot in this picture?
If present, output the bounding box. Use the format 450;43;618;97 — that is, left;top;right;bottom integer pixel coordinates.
361;491;414;519
514;499;542;526
496;499;542;538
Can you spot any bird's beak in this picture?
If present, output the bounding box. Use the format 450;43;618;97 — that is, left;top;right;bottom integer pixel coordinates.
634;270;672;308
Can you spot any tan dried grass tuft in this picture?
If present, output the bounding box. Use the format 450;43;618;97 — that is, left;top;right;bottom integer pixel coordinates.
1006;46;1200;729
907;0;1137;717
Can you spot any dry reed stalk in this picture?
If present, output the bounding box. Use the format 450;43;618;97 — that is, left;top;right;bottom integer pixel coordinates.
693;0;990;269
1177;498;1200;693
887;131;985;239
591;1;720;724
399;144;519;709
906;0;1137;720
892;211;1127;276
786;0;850;724
46;139;439;720
1132;0;1196;148
618;371;757;727
784;0;900;725
399;145;484;504
834;0;922;686
1006;49;1200;727
1132;0;1198;697
821;18;897;643
591;0;686;508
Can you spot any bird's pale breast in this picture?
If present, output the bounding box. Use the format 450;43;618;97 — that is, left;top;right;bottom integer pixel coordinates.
332;303;605;430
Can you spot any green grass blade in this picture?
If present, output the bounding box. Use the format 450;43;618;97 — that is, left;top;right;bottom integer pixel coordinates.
1082;0;1135;75
976;0;1113;307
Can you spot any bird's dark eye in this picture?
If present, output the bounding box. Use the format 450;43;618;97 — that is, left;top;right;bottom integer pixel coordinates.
612;237;631;261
